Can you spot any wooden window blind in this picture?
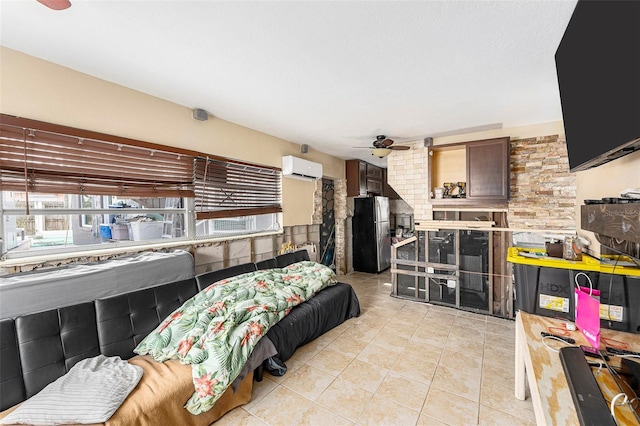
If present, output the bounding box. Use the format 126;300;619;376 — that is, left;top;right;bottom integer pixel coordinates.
0;116;196;199
195;157;282;220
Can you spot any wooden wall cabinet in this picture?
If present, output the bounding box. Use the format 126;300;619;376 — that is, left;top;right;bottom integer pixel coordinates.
365;162;382;194
428;137;510;205
346;160;386;197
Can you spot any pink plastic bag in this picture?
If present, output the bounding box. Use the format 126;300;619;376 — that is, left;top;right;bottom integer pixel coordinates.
575;281;600;349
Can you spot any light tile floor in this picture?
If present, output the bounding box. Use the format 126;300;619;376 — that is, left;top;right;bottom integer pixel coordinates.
216;271;535;425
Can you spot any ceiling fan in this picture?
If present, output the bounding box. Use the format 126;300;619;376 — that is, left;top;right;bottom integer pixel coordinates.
36;0;71;10
355;135;411;158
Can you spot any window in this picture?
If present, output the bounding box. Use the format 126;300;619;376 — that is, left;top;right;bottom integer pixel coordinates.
80;195;94;228
194;156;281;219
1;192;190;257
195;213;280;238
0;115;194;258
0;115;283;259
0;119;195;198
194;156;282;239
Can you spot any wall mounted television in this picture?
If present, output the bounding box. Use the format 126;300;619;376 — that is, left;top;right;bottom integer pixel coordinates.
555;0;640;173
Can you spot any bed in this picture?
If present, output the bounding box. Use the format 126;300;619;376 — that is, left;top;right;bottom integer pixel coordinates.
0;250;360;425
0;357;254;426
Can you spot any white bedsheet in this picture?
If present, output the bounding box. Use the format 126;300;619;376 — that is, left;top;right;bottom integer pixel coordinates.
0;355;143;425
0;250;194;319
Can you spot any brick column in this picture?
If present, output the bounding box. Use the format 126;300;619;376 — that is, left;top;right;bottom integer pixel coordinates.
333;179;347;274
387;141;431;221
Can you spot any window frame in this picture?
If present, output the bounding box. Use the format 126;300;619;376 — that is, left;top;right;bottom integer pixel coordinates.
194;156;282;220
0;115;284;260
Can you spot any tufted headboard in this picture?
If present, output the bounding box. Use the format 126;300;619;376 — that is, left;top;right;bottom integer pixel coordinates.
95;278;198;359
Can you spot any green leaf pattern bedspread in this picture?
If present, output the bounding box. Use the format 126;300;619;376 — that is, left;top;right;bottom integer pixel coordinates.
134;261;337;414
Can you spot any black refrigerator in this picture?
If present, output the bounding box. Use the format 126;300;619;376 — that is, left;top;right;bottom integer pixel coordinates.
353;196;391;273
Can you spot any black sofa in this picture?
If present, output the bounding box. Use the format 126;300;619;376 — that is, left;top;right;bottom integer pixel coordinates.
0;250;360;420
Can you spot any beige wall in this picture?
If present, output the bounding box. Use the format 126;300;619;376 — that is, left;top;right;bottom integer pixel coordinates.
575;150;640;205
0;47;345;226
281;177;317;225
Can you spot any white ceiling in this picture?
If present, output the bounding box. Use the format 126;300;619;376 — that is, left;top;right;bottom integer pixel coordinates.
0;0;577;167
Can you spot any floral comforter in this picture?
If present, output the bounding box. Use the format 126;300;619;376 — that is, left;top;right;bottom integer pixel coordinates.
134;261;337;414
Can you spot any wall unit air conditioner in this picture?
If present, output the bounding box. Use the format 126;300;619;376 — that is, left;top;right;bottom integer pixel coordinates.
282;155;323;180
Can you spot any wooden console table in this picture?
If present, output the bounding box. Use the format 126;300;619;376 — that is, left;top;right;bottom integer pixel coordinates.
515;311;640;425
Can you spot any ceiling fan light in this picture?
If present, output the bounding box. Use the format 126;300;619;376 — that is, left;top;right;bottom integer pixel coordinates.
371;148;392;158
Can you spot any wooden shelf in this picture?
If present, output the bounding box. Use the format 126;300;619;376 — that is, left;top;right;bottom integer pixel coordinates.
429;198;508;206
416;220;496;231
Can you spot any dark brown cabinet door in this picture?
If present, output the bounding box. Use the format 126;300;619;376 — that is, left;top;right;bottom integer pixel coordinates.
366;177;383;195
345;160;385;196
359;162;368;195
346;160;363;196
466;137;510;201
366;163;382;180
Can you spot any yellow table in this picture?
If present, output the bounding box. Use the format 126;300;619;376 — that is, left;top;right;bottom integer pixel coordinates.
515;311;640;425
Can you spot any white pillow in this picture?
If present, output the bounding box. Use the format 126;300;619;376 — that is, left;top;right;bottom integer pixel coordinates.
1;355;142;425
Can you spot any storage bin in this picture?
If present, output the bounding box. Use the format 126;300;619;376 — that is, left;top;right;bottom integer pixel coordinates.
508;247;640;331
512;263;597;321
110;224;129;240
128;221;163;241
594;273;640;333
99;224;112;239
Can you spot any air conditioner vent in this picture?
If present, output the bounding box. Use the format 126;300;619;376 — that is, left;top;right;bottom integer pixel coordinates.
282;156;322;180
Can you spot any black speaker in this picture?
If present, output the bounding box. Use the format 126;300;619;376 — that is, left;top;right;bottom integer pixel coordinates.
192;108;208;121
424;137;433;147
300;144;309;153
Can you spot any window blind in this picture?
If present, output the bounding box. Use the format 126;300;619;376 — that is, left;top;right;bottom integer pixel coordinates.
194;156;282;220
0;118;195;198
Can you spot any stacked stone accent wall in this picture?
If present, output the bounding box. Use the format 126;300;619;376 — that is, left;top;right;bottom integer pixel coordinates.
312;178;347;274
508;134;576;230
333;179;347;274
386;141;431;221
312;179;323;225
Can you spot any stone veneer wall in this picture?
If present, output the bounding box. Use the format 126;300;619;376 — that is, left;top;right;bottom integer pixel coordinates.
312;178;347;275
333;179;347;274
312;179;324;225
509;134;576;230
386;141;431;221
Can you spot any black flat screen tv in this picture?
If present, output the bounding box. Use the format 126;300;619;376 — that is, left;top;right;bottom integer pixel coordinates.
555;0;640;172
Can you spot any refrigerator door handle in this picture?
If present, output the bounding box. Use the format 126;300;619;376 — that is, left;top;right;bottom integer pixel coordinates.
374;197;382;223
